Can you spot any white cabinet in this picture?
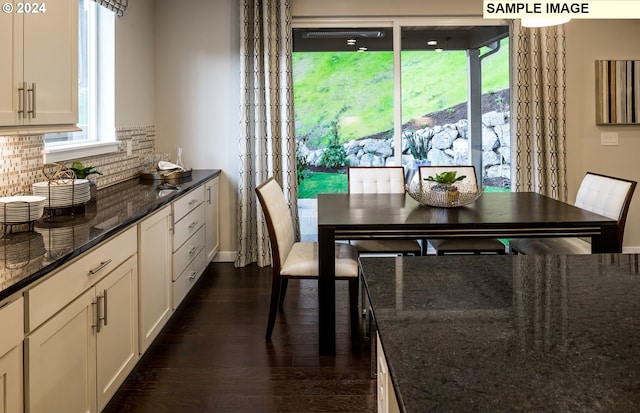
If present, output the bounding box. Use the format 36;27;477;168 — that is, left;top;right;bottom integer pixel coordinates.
0;297;23;413
138;204;173;354
171;187;207;308
204;176;220;263
25;227;138;413
0;0;78;129
377;333;400;413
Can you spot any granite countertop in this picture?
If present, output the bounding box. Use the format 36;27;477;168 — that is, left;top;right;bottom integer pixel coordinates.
361;254;640;413
0;169;220;301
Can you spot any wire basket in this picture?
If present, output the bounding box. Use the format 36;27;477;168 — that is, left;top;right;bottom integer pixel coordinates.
406;178;482;207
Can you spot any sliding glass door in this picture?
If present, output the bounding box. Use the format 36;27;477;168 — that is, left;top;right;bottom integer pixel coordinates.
292;19;511;202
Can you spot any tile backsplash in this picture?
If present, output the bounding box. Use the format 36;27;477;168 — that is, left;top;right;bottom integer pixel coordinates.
0;125;155;197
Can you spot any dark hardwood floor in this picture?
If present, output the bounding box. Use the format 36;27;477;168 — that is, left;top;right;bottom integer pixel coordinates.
103;262;376;413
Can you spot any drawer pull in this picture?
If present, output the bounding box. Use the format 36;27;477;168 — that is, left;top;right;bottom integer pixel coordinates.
189;271;198;280
188;199;198;206
188;221;198;230
189;246;198;255
89;259;113;275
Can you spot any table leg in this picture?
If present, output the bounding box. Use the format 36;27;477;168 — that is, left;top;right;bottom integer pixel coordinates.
318;226;336;355
592;223;619;253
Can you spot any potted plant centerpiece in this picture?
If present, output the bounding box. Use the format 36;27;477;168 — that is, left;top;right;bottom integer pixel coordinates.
424;171;466;205
69;161;102;201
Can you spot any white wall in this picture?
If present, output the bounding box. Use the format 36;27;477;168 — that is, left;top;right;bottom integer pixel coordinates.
155;0;240;262
565;19;640;251
115;0;155;126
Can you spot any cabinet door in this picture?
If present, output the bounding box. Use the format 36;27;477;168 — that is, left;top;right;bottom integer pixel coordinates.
95;255;139;412
138;205;173;353
0;3;21;126
0;345;22;413
205;176;220;262
0;297;24;413
22;0;78;125
26;289;96;413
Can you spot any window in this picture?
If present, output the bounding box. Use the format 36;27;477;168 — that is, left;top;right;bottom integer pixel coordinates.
43;0;116;163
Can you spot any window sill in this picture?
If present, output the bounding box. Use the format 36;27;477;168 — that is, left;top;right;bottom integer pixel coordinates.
43;141;119;164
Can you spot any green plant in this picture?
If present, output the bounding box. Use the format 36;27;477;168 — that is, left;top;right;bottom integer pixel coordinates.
318;109;349;169
425;171;466;187
69;161;103;179
406;129;433;161
319;138;348;169
296;140;311;184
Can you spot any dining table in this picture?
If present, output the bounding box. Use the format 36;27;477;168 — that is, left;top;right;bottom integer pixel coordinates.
317;191;619;355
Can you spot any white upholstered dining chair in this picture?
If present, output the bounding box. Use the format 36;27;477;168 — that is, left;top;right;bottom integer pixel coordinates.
418;165;506;255
255;177;360;341
348;166;422;255
509;172;636;254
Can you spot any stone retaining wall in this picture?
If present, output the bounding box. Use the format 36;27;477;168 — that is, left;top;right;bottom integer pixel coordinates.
298;110;511;186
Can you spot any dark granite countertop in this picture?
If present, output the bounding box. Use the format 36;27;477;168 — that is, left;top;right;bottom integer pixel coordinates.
0;169;220;302
361;254;640;413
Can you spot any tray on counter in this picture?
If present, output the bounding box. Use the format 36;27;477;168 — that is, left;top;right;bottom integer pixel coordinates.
139;168;192;181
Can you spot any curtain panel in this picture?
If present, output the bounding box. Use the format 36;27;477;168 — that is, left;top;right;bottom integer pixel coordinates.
91;0;128;16
511;21;568;201
235;0;298;268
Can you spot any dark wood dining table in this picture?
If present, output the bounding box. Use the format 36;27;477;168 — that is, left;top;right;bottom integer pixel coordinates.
316;191;619;355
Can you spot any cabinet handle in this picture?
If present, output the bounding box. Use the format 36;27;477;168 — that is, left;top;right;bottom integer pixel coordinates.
189;246;198;255
207;187;212;204
28;83;36;118
169;212;175;233
188;199;198;206
95;297;102;333
89;259;113;275
188;221;198;230
18;82;27;119
101;290;108;327
189;271;197;280
91;299;99;332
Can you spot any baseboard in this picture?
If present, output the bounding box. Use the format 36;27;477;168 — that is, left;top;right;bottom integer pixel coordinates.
622;246;640;254
212;250;238;263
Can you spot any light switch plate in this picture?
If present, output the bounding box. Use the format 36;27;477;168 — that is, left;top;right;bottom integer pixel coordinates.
601;132;619;146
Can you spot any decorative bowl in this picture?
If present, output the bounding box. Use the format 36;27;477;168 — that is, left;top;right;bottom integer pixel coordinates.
406;178;482;207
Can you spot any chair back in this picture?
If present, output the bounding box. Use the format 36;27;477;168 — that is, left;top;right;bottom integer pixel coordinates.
255;178;296;271
575;172;637;247
348;166;406;194
418;165;478;191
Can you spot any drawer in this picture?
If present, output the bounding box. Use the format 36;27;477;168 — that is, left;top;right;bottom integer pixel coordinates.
173;202;205;252
173;186;205;223
173;226;205;280
172;249;206;309
0;297;23;356
26;226;137;332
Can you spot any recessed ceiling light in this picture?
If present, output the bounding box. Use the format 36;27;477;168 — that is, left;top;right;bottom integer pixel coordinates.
358;47;368;52
347;39;356;45
427;40;437;46
435;48;444;52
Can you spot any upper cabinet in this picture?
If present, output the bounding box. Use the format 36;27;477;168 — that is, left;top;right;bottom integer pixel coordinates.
0;0;78;130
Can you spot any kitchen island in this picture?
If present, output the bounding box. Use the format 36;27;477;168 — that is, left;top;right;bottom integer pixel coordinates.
0;169;220;301
361;254;640;413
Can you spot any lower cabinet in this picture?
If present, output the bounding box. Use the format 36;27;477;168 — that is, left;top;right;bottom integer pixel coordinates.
138;204;173;354
377;333;400;413
0;297;23;413
25;227;138;413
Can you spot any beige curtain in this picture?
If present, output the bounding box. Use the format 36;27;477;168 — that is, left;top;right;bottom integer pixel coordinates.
235;0;298;268
511;21;568;201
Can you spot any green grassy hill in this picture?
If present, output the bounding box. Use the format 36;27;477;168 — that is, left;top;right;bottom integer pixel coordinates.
293;38;509;147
